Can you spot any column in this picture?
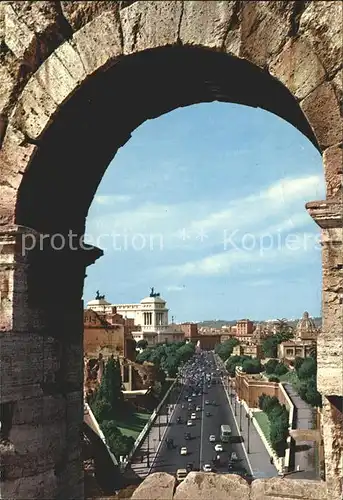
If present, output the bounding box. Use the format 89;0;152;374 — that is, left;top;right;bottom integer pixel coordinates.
0;225;103;500
307;200;343;498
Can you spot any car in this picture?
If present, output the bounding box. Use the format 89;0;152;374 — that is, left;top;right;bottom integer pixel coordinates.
230;451;238;462
209;435;216;442
186;462;193;472
176;469;188;482
177;416;182;424
214;444;223;452
184;432;191;440
205;412;211;417
196;405;201;411
203;464;212;472
181;404;185;409
188;398;192;402
190;413;196;420
187;420;193;426
192;393;196;397
180;447;188;456
205;400;210;405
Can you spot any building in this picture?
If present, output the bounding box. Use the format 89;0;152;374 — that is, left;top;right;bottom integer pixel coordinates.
84;308;136;360
180;322;198;338
278;312;318;361
87;289;184;347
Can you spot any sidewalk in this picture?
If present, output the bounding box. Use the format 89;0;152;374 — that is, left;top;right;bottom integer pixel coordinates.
129;383;182;478
284;383;318;479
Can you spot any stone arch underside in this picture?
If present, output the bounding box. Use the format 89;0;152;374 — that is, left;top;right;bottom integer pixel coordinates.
15;45;319;235
0;2;341;500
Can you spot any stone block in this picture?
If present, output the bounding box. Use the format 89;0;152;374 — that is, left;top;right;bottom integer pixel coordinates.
121;1;182;54
10;76;57;140
53;40;87;84
323;144;343;199
269;37;326;101
301;82;342;149
251;478;328;499
61;0;119;32
71;10;122;77
3;4;37;62
0;469;57;500
299;1;343;78
174;471;250;500
34;52;79;106
131;472;175;500
12;395;66;425
180;1;236;50
332;69;342;107
240;2;296;68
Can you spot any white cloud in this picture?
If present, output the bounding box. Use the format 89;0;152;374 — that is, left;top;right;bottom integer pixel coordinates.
160;234;321;278
94;194;132;205
86;174;323;254
166;285;186;292
189;175;323;235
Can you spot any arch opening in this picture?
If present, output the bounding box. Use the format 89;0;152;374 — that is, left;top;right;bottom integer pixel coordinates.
15;45;320;234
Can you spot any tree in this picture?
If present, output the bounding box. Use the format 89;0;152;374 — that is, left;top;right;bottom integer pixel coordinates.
96;357;124;415
294;356;305;372
298;357;316;380
274;362;288;376
269;376;280;383
275;319;294;343
242;358;263;374
136;339;148;350
262;335;279;358
136;348;152;364
264;359;279;374
215;338;239;361
101;420;135;459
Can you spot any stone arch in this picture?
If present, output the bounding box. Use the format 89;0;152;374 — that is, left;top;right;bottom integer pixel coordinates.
0;2;342;500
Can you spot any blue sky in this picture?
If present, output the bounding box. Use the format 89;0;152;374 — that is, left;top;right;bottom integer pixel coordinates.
84;102;324;322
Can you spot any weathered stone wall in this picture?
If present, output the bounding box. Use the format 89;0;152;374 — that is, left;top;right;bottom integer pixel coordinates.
131;472;328;500
0;2;342;499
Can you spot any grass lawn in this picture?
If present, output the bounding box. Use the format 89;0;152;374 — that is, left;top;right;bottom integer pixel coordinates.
254;411;271;445
114;411;151;440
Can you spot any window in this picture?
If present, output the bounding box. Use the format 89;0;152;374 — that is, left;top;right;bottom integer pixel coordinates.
286;348;294;356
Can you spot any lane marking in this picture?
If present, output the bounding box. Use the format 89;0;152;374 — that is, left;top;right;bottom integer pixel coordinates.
199;376;205;470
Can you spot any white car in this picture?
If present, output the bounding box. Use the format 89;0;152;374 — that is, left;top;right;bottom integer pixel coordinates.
214;444;223;452
188;398;192;402
203;464;212;472
209;435;216;442
230;451;238;461
205;400;210;405
196;405;201;411
190;413;196;420
187;420;193;426
180;447;188;456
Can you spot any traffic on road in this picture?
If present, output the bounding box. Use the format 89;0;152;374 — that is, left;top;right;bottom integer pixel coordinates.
151;351;253;483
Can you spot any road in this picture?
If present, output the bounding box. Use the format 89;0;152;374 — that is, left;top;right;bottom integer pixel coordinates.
151;352;251;476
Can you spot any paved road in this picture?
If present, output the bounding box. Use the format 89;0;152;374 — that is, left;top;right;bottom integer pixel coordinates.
152;352;251;475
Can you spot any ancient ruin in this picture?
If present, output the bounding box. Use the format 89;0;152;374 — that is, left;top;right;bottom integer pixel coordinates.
0;1;342;499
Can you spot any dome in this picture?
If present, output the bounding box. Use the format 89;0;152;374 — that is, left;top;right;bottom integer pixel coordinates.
87;298;110;307
140;295;166;304
296;311;317;340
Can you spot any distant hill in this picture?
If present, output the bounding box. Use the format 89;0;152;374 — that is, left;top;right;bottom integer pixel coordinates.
198;317;322;329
